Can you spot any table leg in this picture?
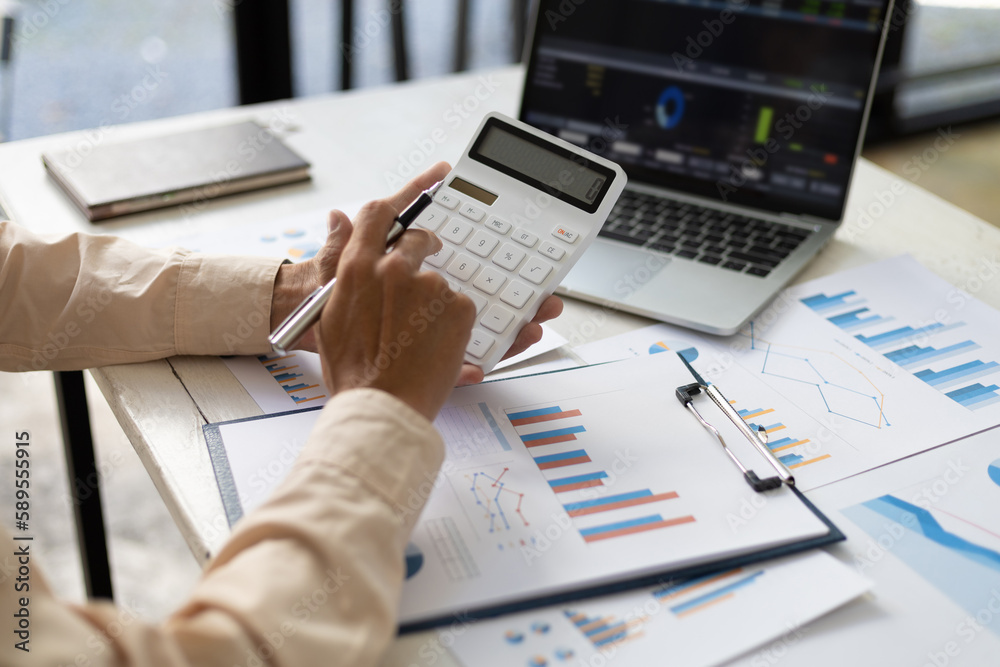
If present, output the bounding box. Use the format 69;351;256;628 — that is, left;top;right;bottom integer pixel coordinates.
54;370;114;601
341;0;355;90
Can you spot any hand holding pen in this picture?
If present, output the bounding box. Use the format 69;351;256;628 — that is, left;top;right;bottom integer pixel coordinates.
266;162;564;385
269;179;445;354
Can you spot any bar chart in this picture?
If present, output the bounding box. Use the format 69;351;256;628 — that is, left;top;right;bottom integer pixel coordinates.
563;608;647;650
735;403;831;470
652;567;766;617
256;352;327;405
506;403;696;544
802;289;1000;411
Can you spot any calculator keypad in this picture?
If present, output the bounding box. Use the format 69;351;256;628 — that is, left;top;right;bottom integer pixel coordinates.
441;220;474;245
447;254;480;282
493;244;525;271
467;230;499;258
415;208;447;232
427;189;579;367
518;256;554;285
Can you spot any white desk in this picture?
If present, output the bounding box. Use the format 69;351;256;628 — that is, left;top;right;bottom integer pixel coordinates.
2;66;999;665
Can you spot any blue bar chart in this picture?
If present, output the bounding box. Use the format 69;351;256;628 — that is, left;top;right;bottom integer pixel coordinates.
802;290;1000;411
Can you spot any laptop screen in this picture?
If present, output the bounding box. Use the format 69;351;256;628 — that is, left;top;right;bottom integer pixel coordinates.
519;0;892;222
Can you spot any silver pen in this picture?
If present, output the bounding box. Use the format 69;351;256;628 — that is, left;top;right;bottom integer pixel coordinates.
269;181;444;353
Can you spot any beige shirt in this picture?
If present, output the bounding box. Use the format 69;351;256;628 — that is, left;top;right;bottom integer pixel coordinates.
0;222;444;666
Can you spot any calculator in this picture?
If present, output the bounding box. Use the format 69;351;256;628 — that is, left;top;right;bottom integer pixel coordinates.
413;112;627;373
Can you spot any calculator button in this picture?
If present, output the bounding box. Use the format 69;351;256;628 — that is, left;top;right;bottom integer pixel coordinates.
513;228;539;248
493;244;526;271
481;304;515;334
466;329;495;360
447;254;481;282
459;203;486;222
466;230;499;258
500;281;534;309
436;192;459;210
552;226;580;244
464;290;488;315
473;266;507;295
519;257;554;285
539;241;566;261
424;244;454;268
440;220;474;245
486;216;512;234
414;208;447;233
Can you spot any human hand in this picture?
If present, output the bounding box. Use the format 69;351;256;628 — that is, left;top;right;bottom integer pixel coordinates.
270;160;566;383
269;164;450;351
455;295;564;386
314;173;477;421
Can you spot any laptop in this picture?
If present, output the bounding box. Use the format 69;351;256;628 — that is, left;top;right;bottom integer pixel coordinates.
519;0;894;335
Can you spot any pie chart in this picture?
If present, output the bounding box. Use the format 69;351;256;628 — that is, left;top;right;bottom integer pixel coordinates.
649;340;699;363
655;86;686;129
989;458;1000;488
404;542;423;579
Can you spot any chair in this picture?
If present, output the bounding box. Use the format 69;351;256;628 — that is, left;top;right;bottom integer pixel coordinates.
234;0;532;105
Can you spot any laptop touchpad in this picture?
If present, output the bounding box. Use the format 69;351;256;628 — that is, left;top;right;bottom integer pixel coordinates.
562;243;669;300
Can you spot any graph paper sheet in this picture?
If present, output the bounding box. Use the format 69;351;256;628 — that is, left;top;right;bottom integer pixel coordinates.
204;351;839;629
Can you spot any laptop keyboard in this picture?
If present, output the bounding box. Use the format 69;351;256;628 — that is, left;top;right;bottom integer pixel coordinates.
598;191;814;278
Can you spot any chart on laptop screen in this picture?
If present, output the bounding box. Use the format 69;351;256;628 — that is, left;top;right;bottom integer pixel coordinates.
521;0;890;220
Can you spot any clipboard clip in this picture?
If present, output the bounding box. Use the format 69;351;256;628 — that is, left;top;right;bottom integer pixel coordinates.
675;382;795;493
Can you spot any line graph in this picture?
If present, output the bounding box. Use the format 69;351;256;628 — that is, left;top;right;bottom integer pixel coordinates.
467;469;529;534
738;322;891;429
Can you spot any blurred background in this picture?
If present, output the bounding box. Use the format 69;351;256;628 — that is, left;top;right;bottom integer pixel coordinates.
2;0;999;223
0;0;998;622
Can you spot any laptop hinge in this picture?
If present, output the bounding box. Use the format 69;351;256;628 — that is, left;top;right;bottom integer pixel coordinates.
778;212;828;232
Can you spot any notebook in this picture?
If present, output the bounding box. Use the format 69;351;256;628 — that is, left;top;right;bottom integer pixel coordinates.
42;120;311;221
519;0;894;335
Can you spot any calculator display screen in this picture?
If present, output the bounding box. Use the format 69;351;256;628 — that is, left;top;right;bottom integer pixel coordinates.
470;118;615;214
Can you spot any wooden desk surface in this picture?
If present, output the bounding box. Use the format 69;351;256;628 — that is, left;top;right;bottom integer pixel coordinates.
2;66;999;666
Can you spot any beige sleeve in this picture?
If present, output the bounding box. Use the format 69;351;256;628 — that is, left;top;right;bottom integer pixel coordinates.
0;220;283;371
0;389;444;666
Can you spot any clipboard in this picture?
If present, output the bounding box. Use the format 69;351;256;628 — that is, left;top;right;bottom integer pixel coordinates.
203;352;843;631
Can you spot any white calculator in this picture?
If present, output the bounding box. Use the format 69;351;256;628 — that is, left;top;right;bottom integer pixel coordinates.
414;112;627;373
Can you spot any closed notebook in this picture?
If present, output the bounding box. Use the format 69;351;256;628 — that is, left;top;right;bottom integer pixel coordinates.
42;120;311;221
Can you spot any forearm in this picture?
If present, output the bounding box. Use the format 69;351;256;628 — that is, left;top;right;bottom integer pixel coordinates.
0;221;285;371
0;389;444;666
